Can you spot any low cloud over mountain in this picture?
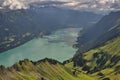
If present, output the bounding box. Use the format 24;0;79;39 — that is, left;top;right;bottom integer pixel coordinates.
0;0;28;10
0;0;120;11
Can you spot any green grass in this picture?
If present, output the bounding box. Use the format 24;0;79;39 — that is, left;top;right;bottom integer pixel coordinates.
79;36;120;80
65;36;120;80
77;73;96;80
0;59;79;80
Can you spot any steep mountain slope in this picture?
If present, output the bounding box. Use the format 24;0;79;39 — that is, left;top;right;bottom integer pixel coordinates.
71;35;120;80
0;8;102;53
0;9;36;53
0;58;94;80
75;11;120;53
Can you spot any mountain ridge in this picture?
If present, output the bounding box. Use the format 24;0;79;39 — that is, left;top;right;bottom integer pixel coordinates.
0;58;94;80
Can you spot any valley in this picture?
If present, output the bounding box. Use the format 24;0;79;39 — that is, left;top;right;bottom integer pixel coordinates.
0;1;120;80
0;8;102;53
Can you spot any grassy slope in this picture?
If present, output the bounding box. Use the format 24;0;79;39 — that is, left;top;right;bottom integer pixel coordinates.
79;36;120;80
0;58;95;80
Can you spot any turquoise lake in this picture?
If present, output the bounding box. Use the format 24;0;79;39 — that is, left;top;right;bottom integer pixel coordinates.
0;28;81;67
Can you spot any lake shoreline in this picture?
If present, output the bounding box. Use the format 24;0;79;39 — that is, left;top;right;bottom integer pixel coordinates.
0;28;81;67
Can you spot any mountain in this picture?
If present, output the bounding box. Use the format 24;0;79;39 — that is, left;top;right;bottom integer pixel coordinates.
0;58;94;80
74;11;120;54
70;35;120;80
0;7;102;53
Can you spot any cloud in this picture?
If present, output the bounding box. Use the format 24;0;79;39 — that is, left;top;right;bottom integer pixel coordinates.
61;0;120;11
0;0;120;11
1;0;28;10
